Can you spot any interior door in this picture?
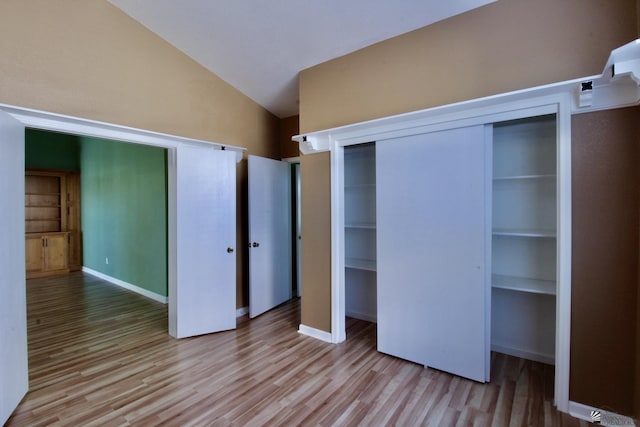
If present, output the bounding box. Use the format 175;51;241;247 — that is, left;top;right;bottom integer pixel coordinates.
248;155;292;318
376;125;489;382
170;144;237;338
0;110;28;425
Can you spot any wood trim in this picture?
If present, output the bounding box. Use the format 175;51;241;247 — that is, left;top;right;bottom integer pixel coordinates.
569;401;635;425
298;324;332;343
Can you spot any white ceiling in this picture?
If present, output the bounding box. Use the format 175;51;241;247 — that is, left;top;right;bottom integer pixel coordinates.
108;0;495;118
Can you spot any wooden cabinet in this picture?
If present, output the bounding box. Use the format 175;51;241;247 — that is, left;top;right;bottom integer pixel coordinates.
25;232;70;278
65;172;82;271
344;143;377;323
25;172;66;233
25;170;81;278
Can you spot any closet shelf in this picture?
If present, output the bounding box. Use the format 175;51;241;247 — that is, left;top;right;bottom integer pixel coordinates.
493;174;556;181
345;258;377;272
492;228;556;238
345;184;375;189
492;274;556;295
345;222;376;230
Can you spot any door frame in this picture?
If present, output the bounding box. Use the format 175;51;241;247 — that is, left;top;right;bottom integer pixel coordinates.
0;102;246;337
283;157;302;297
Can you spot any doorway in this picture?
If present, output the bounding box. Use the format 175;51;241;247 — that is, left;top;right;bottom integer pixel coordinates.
24;129;169;301
1;104;245;423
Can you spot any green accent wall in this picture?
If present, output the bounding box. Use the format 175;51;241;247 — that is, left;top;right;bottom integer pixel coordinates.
80;137;167;297
25;128;80;170
24;129;168;298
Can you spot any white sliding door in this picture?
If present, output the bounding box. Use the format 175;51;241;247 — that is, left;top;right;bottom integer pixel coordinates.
376;125;490;382
0;111;28;425
170;144;237;338
248;155;292;318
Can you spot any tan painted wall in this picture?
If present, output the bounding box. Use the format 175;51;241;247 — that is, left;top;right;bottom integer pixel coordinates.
298;0;638;333
0;0;280;308
279;115;300;159
299;0;637;133
300;152;332;332
571;107;640;416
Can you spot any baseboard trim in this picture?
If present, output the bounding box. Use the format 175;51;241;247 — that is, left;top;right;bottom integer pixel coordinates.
298;324;332;343
569;401;636;426
491;343;555;365
82;267;168;304
236;306;249;317
345;310;377;323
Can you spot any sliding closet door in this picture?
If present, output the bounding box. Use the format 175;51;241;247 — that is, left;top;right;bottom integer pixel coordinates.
376;125;489;382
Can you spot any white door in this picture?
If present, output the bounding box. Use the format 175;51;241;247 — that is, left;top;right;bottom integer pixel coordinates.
0;111;28;425
376;125;490;382
169;144;237;338
248;155;292;318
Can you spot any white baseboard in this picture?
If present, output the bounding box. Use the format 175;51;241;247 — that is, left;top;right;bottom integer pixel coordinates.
298;324;332;343
82;267;168;304
569;401;636;426
491;343;555;365
345;310;377;323
236;306;249;317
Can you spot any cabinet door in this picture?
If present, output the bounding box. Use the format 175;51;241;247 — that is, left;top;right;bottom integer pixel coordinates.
66;173;82;270
25;236;44;273
45;234;68;272
376;125;489;382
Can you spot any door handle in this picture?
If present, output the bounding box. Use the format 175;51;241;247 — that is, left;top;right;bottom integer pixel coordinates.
227;247;234;253
252;242;260;248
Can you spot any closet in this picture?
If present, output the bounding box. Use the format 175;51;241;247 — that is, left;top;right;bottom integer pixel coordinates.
342;115;558;383
344;143;377;323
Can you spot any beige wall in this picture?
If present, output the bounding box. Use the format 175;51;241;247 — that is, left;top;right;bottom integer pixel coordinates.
299;0;637;133
279;115;300;159
300;152;332;332
0;1;280;308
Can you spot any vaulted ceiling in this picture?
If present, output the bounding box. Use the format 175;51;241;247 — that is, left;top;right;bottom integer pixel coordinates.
108;0;495;118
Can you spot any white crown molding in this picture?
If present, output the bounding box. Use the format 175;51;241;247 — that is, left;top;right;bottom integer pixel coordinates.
294;39;640;154
0;103;247;162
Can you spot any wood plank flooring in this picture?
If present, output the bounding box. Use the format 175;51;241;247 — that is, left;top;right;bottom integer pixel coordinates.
6;272;587;426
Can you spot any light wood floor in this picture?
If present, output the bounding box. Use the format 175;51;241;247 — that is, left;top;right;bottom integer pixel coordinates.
6;272;587;426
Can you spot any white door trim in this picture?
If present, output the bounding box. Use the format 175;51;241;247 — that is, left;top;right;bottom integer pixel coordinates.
0;103;247;340
328;94;572;412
